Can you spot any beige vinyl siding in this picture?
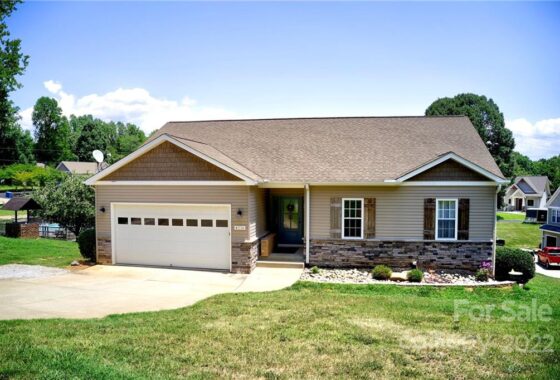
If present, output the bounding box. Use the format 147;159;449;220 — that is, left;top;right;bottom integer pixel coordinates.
248;187;268;240
310;186;496;241
95;185;249;243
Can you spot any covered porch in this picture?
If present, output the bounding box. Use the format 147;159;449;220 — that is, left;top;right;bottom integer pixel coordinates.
256;187;308;267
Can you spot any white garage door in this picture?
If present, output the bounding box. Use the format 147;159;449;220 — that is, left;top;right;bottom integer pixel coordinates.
113;203;230;270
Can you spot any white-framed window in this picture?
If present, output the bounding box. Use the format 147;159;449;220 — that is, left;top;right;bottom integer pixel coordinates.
342;198;363;239
551;208;560;224
436;198;458;240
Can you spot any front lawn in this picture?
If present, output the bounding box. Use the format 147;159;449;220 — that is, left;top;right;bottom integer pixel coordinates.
0;275;558;379
497;221;541;250
0;236;81;267
496;211;525;221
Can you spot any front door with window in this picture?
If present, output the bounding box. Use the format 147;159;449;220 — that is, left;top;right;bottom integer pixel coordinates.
515;198;523;211
276;197;303;245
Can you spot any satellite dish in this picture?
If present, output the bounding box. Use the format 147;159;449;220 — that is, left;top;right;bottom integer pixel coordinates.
92;150;104;163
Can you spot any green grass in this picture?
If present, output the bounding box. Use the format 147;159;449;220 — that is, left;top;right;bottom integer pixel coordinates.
0;275;558;379
0;207;26;218
497;221;541;249
0;236;81;267
497;212;525;221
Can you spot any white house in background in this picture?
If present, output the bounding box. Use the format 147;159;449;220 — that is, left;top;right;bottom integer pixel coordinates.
541;188;560;248
56;161;101;175
504;176;551;212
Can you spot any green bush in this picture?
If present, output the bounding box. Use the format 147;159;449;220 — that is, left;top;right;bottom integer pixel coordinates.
475;269;490;282
495;247;535;283
371;265;392;280
407;269;423;282
310;266;320;274
77;228;96;262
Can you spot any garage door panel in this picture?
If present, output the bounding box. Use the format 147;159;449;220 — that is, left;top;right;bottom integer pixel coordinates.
113;204;230;270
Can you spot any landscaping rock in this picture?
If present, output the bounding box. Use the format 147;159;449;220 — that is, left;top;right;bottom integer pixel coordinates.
301;268;505;286
70;260;80;266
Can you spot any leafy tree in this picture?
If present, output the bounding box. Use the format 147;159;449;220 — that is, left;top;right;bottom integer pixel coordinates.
112;122;146;161
32;97;74;164
72;115;117;162
34;175;95;236
0;0;33;165
425;93;515;178
0;163;65;188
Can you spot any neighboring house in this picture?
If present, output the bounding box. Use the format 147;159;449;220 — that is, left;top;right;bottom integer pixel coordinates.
503;176;551;217
541;188;560;248
56;161;103;175
85;116;508;274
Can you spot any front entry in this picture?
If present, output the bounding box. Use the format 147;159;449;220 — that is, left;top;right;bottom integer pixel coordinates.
276;196;303;245
515;198;523;211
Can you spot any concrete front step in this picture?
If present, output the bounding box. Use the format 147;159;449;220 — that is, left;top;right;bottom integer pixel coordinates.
256;261;305;269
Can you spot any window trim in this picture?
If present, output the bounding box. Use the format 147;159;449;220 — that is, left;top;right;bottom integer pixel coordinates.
435;198;458;241
341;197;364;240
551;207;560;224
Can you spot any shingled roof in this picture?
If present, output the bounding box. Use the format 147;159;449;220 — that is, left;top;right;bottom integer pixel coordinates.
512;176;550;195
142;116;504;183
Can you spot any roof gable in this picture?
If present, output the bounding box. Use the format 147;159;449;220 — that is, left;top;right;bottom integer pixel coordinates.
86;134;260;185
104;141;242;182
406;158;489;181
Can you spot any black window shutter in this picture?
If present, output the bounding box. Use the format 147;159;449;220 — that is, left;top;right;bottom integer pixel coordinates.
423;198;436;240
458;198;470;240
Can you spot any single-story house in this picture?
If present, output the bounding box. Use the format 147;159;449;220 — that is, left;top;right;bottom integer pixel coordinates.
56;161;102;175
85;116;508;273
541;188;560;248
503;176;551;216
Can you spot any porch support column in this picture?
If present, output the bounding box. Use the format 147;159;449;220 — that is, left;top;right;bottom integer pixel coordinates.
305;183;310;264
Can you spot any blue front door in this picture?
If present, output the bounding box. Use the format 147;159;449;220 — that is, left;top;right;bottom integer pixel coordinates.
276;197;303;245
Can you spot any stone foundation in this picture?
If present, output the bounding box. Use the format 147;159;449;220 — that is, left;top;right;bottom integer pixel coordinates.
232;240;260;273
96;238;112;264
5;223;39;239
309;239;493;272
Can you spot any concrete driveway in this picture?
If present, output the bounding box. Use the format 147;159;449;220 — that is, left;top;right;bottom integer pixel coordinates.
535;262;560;279
0;265;302;320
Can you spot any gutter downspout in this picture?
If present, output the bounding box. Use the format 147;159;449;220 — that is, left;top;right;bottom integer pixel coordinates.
305;183;310;264
493;184;501;277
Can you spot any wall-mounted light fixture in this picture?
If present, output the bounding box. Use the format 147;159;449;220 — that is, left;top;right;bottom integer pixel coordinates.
99;207;106;213
237;208;243;217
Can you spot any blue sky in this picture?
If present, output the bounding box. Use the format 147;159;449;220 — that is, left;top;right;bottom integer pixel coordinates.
8;1;560;159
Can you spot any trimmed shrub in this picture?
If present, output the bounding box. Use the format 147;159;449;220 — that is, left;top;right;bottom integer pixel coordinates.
310;266;320;274
77;228;96;262
407;269;423;282
475;269;490;282
495;247;535;283
371;265;392;280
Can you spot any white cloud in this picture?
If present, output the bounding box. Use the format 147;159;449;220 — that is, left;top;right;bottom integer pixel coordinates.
43;80;62;94
506;118;560;160
19;81;236;134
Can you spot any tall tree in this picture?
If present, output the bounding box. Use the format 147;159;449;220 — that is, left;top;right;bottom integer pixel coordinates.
32;97;74;164
112;122;146;161
0;0;33;165
425;93;515;178
72;115;117;162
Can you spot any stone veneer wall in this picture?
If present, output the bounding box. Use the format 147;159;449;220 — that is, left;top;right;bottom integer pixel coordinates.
309;239;493;272
232;240;260;274
5;223;39;239
96;238;112;264
95;238;259;273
